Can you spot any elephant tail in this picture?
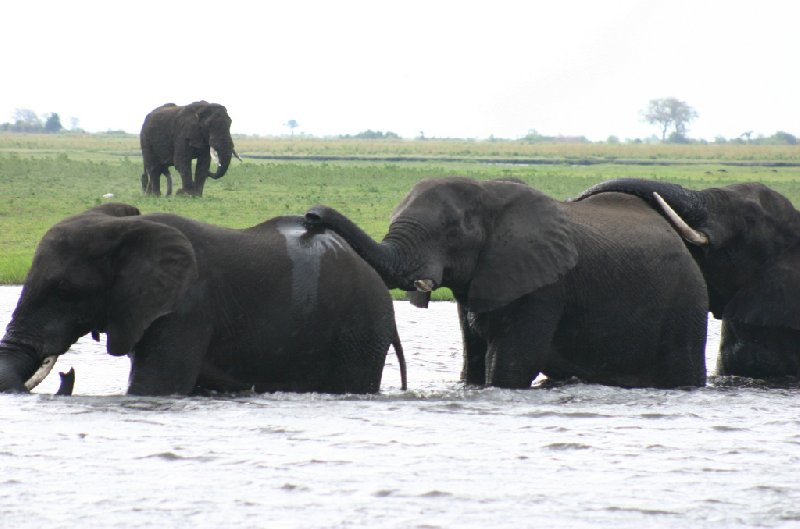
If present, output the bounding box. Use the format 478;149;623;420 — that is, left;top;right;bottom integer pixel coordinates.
392;327;408;391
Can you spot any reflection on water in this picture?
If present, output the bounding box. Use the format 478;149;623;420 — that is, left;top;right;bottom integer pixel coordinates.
1;286;799;529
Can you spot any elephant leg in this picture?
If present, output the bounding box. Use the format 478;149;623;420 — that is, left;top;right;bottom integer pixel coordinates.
142;168;162;196
717;320;800;378
126;315;212;395
164;168;173;196
174;158;195;195
653;301;707;387
194;151;211;197
319;311;394;394
457;302;488;385
150;170;163;197
484;294;562;389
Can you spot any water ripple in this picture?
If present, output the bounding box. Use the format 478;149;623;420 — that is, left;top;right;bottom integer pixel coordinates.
2;288;800;529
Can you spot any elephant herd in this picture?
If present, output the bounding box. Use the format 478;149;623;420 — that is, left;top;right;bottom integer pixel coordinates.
307;177;800;388
1;105;799;396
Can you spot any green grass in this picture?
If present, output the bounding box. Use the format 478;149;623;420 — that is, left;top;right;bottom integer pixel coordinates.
2;133;800;302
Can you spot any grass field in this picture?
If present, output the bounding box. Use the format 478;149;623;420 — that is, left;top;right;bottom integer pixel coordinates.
2;133;799;298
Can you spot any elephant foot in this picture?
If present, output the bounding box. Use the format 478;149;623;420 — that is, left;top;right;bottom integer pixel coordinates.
176;188;198;197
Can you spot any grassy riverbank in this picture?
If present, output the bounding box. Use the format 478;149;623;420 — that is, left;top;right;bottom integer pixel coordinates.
2;133;799;298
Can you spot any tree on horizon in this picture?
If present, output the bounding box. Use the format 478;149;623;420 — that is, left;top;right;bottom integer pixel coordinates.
643;98;698;142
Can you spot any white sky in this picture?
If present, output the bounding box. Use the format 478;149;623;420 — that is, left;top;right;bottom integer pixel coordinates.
2;0;798;141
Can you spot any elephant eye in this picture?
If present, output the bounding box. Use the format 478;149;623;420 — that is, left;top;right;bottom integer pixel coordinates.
53;280;74;298
54;279;89;301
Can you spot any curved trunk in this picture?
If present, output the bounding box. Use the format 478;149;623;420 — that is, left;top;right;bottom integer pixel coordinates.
305;205;407;289
573;178;708;228
0;339;38;393
209;146;233;180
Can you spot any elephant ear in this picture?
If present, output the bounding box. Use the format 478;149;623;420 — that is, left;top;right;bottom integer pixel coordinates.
467;182;579;312
176;104;206;149
105;218;198;356
723;247;800;330
186;111;207;149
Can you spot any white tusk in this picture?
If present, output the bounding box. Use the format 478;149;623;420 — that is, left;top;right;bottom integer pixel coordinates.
653;192;710;246
210;147;221;167
24;355;58;390
414;279;435;292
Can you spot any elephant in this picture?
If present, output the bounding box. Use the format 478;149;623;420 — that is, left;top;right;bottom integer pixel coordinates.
305;176;708;389
575;178;800;380
0;203;406;396
139;101;241;197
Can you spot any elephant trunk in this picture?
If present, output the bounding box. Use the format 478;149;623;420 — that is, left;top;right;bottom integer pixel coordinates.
0;338;40;393
573;178;709;231
209;139;234;180
0;313;65;393
305;206;409;290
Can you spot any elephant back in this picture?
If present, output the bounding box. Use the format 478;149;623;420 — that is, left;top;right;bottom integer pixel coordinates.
268;216;392;313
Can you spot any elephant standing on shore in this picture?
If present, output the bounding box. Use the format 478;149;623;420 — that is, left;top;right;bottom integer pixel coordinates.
575;178;800;380
140;101;241;197
0;204;406;396
305;177;708;389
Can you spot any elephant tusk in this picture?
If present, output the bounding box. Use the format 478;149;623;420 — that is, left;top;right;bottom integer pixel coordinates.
24;355;58;391
233;149;242;162
653;192;710;246
414;279;435;292
210;147;221;167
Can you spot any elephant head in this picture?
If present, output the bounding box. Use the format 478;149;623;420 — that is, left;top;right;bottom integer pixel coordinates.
0;204;197;393
574;178;800;377
305;177;578;312
182;101;240;180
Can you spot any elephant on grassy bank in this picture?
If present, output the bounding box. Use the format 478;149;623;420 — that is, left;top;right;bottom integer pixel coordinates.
0;204;406;396
575;178;800;380
306;177;708;389
139;101;241;197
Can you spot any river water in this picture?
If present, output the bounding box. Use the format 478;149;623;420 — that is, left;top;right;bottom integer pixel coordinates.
1;285;799;528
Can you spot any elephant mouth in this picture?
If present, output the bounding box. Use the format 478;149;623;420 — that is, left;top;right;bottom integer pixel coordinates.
21;327;100;392
408;279;436;308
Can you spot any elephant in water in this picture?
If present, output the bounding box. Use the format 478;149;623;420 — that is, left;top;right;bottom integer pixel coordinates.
139;101;241;197
0;204;406;396
305;176;708;389
575;178;800;380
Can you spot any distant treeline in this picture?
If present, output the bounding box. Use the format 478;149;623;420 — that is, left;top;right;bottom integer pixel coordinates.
338;130;401;140
2;108;797;145
0;110;67;133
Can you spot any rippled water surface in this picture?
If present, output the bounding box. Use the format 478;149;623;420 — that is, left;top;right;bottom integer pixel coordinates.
2;285;800;528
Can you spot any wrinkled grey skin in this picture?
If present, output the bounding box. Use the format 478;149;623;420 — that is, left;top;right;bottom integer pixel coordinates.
306;177;708;389
575;178;800;380
0;204;405;396
139;101;238;197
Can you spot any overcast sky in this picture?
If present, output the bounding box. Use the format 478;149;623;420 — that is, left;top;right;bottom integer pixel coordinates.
3;0;798;141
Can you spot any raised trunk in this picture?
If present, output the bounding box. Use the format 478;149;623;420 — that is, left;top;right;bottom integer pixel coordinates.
573;178;708;227
305;206;408;289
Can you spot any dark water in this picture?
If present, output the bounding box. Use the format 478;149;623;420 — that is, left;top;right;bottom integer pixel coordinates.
1;285;799;529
